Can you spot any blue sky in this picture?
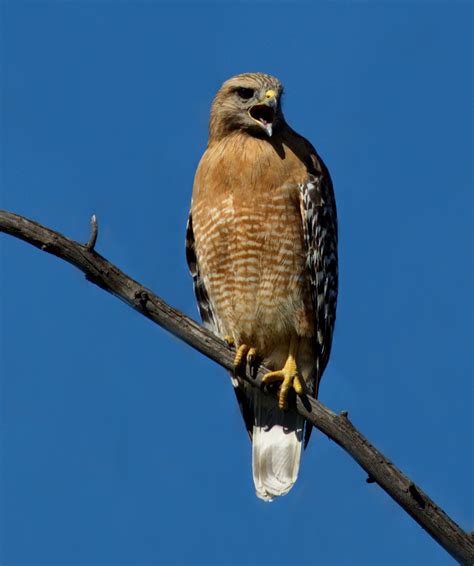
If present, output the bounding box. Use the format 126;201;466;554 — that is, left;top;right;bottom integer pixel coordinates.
1;1;472;564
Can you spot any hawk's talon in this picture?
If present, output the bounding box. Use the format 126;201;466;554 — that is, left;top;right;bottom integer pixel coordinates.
262;336;302;410
233;344;259;372
262;369;303;410
234;344;250;369
293;375;304;395
247;347;258;365
224;335;235;347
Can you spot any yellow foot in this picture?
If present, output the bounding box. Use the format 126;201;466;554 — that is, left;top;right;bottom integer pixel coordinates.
262;367;303;410
262;337;303;410
224;335;235;347
233;344;258;370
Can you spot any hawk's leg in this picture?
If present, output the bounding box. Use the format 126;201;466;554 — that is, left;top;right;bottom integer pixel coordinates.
262;335;303;410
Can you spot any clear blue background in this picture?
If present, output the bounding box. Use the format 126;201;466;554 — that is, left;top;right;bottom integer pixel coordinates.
1;1;472;564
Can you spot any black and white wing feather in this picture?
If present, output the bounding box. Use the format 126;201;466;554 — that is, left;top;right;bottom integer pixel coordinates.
300;158;338;394
185;212;219;331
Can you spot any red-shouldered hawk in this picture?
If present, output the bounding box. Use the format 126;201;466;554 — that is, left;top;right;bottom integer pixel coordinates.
186;72;338;501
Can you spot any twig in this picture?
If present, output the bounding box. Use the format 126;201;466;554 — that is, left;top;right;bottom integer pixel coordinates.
85;214;98;250
0;209;472;565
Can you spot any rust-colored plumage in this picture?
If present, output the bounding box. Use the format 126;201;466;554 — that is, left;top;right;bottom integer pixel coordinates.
186;73;338;500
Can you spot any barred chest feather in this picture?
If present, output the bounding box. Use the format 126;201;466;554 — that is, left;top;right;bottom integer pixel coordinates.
191;133;314;354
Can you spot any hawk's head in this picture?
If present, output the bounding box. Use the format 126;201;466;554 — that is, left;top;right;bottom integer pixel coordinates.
209;72;284;141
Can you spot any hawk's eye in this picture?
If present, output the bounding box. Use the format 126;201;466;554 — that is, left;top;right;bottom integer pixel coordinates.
236;87;255;100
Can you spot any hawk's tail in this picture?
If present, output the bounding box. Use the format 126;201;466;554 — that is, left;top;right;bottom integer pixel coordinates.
251;391;304;501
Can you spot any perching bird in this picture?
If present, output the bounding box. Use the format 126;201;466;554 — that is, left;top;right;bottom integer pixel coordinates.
186;72;338;501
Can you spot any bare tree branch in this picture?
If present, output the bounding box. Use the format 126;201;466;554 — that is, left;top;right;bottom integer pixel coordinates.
0;209;472;565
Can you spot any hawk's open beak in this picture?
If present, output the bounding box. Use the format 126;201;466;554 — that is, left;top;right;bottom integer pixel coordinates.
249;90;277;137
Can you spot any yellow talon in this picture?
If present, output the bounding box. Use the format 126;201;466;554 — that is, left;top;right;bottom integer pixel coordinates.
262;336;303;410
247;347;257;365
293;376;304;395
224;335;235;347
233;344;259;371
263;369;303;410
234;344;250;369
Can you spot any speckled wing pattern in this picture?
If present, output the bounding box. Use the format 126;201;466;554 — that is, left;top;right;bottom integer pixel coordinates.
185;213;218;332
299;165;338;394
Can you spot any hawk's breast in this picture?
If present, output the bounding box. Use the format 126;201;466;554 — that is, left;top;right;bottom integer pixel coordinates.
191;135;314;352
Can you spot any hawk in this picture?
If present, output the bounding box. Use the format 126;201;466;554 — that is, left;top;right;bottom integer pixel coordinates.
186;72;338;501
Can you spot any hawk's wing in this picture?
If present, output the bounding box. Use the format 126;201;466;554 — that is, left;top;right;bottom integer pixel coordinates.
299;157;338;443
300;162;338;389
185;212;219;331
